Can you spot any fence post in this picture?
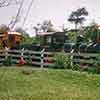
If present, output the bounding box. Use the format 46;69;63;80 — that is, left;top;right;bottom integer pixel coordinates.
41;48;45;68
5;47;9;59
21;48;24;57
70;49;74;67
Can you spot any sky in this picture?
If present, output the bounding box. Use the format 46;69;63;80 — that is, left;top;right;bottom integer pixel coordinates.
0;0;100;36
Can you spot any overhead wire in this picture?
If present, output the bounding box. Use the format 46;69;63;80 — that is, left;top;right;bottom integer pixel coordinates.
1;0;34;30
22;0;34;27
10;0;25;29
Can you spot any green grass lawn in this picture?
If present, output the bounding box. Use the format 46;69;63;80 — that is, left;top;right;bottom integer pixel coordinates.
0;67;100;100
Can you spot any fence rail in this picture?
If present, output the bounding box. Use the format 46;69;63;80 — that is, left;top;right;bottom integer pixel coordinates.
0;49;100;67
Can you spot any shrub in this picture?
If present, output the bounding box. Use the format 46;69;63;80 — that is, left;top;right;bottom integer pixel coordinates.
87;66;100;74
25;54;32;65
3;56;12;66
53;53;73;69
84;56;100;74
90;55;100;74
72;64;80;71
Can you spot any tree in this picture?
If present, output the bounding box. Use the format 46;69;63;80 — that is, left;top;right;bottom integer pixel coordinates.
33;23;41;36
15;27;34;44
0;24;10;33
33;20;54;35
0;0;19;8
84;22;99;43
33;20;54;37
68;31;77;42
68;7;88;29
15;27;28;35
41;20;53;32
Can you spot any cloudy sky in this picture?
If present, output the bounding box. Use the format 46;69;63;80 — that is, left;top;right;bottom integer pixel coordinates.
0;0;100;36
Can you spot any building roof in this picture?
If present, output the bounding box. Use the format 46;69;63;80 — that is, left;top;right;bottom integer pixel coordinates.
37;31;65;37
8;31;21;35
0;34;5;37
47;26;63;32
37;32;54;36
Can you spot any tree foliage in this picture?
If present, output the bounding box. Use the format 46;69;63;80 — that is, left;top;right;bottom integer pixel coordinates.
67;31;77;42
0;0;19;8
15;27;33;44
41;20;53;32
84;22;99;43
33;20;54;34
68;7;88;29
0;24;10;33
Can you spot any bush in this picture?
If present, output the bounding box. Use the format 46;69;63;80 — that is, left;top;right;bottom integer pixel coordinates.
3;56;12;66
25;54;32;65
82;56;100;74
72;64;80;71
89;55;100;74
52;53;73;69
87;66;100;74
51;52;100;74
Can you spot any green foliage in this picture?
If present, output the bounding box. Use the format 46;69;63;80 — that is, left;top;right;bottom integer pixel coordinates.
87;66;99;74
3;56;12;66
93;55;100;74
21;36;33;45
32;36;41;44
68;31;77;42
53;52;100;74
72;64;80;71
25;53;32;65
53;53;80;71
84;22;99;43
15;27;35;45
53;53;72;69
0;24;9;33
84;55;100;74
68;7;88;29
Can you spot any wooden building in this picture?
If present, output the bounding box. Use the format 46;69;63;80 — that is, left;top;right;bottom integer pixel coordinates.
0;31;22;50
7;32;22;48
0;32;8;50
37;31;65;51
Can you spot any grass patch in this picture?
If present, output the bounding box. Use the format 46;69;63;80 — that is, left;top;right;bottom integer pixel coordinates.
0;67;100;100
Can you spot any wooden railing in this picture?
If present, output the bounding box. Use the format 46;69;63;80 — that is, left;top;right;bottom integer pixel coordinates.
0;49;100;67
0;49;54;67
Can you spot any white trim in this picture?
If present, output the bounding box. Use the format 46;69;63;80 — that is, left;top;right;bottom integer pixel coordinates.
8;32;21;35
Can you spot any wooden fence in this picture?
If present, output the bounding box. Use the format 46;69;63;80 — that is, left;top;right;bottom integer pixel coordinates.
0;49;54;67
0;49;100;67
